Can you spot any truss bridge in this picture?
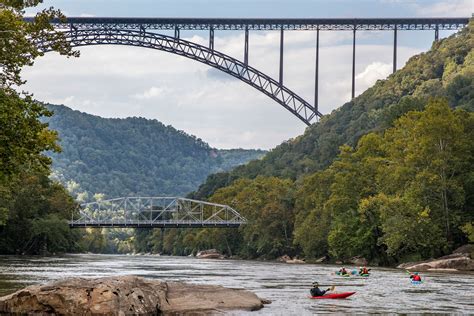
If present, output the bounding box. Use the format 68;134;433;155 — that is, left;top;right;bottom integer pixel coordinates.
69;197;247;228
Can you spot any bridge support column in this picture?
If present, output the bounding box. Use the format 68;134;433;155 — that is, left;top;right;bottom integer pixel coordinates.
434;25;439;41
393;25;397;73
244;27;249;65
351;27;356;100
174;26;180;39
314;27;319;114
209;27;214;50
279;27;284;85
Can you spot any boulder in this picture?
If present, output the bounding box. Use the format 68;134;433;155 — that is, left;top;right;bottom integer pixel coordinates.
315;256;328;263
277;254;292;262
196;249;225;259
0;276;266;315
397;252;474;272
349;256;368;266
452;244;474;255
276;255;304;264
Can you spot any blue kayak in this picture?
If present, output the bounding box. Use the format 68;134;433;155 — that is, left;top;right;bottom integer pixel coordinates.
411;280;423;284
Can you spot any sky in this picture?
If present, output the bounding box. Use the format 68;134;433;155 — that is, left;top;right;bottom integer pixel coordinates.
23;0;472;149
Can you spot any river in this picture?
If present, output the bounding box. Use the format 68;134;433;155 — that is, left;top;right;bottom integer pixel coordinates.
0;254;473;314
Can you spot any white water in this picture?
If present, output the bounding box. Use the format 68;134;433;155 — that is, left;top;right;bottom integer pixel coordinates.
0;254;473;314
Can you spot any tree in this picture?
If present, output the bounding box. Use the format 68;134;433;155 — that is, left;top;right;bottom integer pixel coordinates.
0;0;78;89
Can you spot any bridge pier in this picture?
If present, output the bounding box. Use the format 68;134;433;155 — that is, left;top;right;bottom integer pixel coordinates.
351;27;356;100
174;26;180;39
435;25;439;41
209;27;214;50
279;27;284;85
314;27;319;114
393;25;397;73
244;27;249;65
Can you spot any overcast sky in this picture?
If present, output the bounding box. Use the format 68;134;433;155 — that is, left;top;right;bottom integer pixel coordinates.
23;0;472;149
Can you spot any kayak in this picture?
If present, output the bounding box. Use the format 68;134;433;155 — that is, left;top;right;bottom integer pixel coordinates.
310;292;356;299
358;273;370;277
335;271;350;277
411;280;423;284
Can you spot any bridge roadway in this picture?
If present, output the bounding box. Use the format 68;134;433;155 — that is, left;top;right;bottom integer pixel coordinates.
69;220;243;228
38;17;469;31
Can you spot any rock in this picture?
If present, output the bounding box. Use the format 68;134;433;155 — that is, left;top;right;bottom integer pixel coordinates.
349;256;368;266
196;249;225;259
397;252;474;272
277;254;292;262
335;260;343;265
276;255;304;264
315;256;328;263
0;276;265;315
261;298;272;304
452;244;474;255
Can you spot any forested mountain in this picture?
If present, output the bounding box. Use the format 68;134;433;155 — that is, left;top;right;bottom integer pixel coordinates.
45;104;266;199
138;22;474;265
190;24;473;200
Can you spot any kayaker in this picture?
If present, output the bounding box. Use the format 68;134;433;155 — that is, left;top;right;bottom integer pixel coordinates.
338;267;349;275
410;272;422;282
359;266;369;275
310;282;331;297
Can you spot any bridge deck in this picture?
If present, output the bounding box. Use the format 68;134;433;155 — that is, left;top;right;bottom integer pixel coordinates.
26;17;470;31
69;221;243;228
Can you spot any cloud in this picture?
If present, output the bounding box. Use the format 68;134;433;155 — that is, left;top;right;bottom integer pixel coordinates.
355;62;392;91
22;30;425;149
414;0;472;16
132;86;166;100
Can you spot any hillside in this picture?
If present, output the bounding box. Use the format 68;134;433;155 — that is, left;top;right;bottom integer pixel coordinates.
190;24;473;199
138;23;474;264
45;104;266;199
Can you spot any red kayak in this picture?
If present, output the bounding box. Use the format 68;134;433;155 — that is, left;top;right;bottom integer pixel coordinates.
310;292;356;299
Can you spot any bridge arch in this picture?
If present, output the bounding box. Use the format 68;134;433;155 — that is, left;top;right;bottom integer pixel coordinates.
38;29;321;125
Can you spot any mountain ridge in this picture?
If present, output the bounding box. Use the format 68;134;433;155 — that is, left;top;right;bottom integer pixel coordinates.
45;104;266;200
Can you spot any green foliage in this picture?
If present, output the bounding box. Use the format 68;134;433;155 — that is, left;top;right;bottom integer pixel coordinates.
295;99;473;263
192;23;474;200
46;104;266;199
0;172;80;254
0;0;78;88
0;0;80;254
0;90;59;180
208;177;295;258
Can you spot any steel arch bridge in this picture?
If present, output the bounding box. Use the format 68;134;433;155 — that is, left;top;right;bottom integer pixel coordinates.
29;17;469;125
37;28;321;125
69;197;247;228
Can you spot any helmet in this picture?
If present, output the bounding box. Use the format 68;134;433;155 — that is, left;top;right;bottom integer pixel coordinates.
312;282;319;287
414;272;419;275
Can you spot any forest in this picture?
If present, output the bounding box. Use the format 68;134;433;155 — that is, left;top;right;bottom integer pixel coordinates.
0;0;472;263
46;104;266;199
134;22;473;265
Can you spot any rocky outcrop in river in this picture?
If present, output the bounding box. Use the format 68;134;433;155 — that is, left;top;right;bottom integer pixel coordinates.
398;246;474;272
0;275;266;315
196;249;225;259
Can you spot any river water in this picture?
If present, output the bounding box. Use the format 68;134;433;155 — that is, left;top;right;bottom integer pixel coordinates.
0;254;473;314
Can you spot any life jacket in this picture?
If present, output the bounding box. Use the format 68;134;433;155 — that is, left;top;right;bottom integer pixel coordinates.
412;275;421;281
362;268;369;274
